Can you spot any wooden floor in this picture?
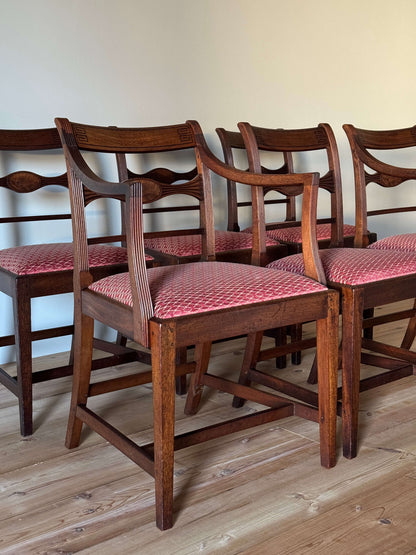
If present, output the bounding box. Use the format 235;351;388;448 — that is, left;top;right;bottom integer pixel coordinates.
1;301;416;554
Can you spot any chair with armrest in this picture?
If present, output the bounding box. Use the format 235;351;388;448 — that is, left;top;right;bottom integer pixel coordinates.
56;116;339;530
237;121;416;460
343;123;416;350
0;127;151;436
231;122;372;366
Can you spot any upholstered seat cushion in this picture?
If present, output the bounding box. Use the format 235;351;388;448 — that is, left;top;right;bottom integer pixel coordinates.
242;223;356;244
268;248;416;286
0;243;129;276
143;230;279;258
367;233;416;253
89;261;327;319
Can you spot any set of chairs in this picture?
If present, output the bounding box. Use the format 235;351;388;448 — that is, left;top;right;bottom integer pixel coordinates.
0;119;415;529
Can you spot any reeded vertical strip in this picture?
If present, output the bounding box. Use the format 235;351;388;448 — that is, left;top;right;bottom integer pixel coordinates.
126;181;154;347
239;122;267;266
316;289;339;468
301;173;326;285
195;146;216;262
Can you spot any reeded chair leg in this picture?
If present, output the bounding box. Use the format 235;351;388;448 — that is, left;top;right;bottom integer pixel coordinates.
232;331;263;408
65;312;94;449
13;284;33;436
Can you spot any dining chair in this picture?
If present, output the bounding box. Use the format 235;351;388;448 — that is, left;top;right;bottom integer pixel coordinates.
231;121;375;368
56;117;339;530
344;123;416;351
237;121;416;460
217;123;377;255
0;127;145;436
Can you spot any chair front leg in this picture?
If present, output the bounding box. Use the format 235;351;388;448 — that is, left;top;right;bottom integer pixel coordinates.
13;281;33;436
341;286;364;459
150;320;176;531
316;289;339;469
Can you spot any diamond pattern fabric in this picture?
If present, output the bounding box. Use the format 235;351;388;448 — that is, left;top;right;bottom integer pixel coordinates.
89;261;327;319
367;233;416;253
267;248;416;286
0;243;129;276
143;230;279;258
242;223;356;244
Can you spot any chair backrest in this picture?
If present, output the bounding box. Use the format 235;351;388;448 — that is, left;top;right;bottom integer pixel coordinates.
67;121;210;251
343;123;416;247
104;125;198;244
56;118;325;346
55;119;216;346
216;127;295;232
0;128;70;241
234;122;345;248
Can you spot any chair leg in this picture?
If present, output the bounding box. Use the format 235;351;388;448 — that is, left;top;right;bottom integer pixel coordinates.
13;283;33;436
175;346;188;395
341;287;364;460
275;327;287;369
65;311;94;449
316;290;339;469
184;342;212;415
115;331;127;347
290;324;302;365
308;343;342;385
232;331;263;408
401;299;416;350
362;308;374;339
307;355;318;384
150;320;176;531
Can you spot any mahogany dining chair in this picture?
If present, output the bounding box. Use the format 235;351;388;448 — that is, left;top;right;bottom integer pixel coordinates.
56;117;339;530
237;121;416;459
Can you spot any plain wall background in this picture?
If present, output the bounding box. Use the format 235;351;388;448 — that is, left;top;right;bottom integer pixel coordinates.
0;0;415;362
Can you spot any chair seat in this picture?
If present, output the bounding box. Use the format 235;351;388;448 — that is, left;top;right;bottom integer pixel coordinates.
89;261;327;319
267;248;416;286
367;233;416;253
143;230;279;258
0;243;129;276
243;223;356;244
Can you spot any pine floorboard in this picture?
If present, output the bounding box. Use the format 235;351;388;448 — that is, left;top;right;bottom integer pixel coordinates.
0;301;415;554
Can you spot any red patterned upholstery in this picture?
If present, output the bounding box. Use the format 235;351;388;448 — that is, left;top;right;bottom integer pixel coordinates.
267;248;416;286
89;261;327;319
367;233;416;253
0;243;129;276
144;230;279;258
243;223;356;244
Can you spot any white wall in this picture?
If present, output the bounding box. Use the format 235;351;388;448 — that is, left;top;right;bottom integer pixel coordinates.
0;0;415;361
